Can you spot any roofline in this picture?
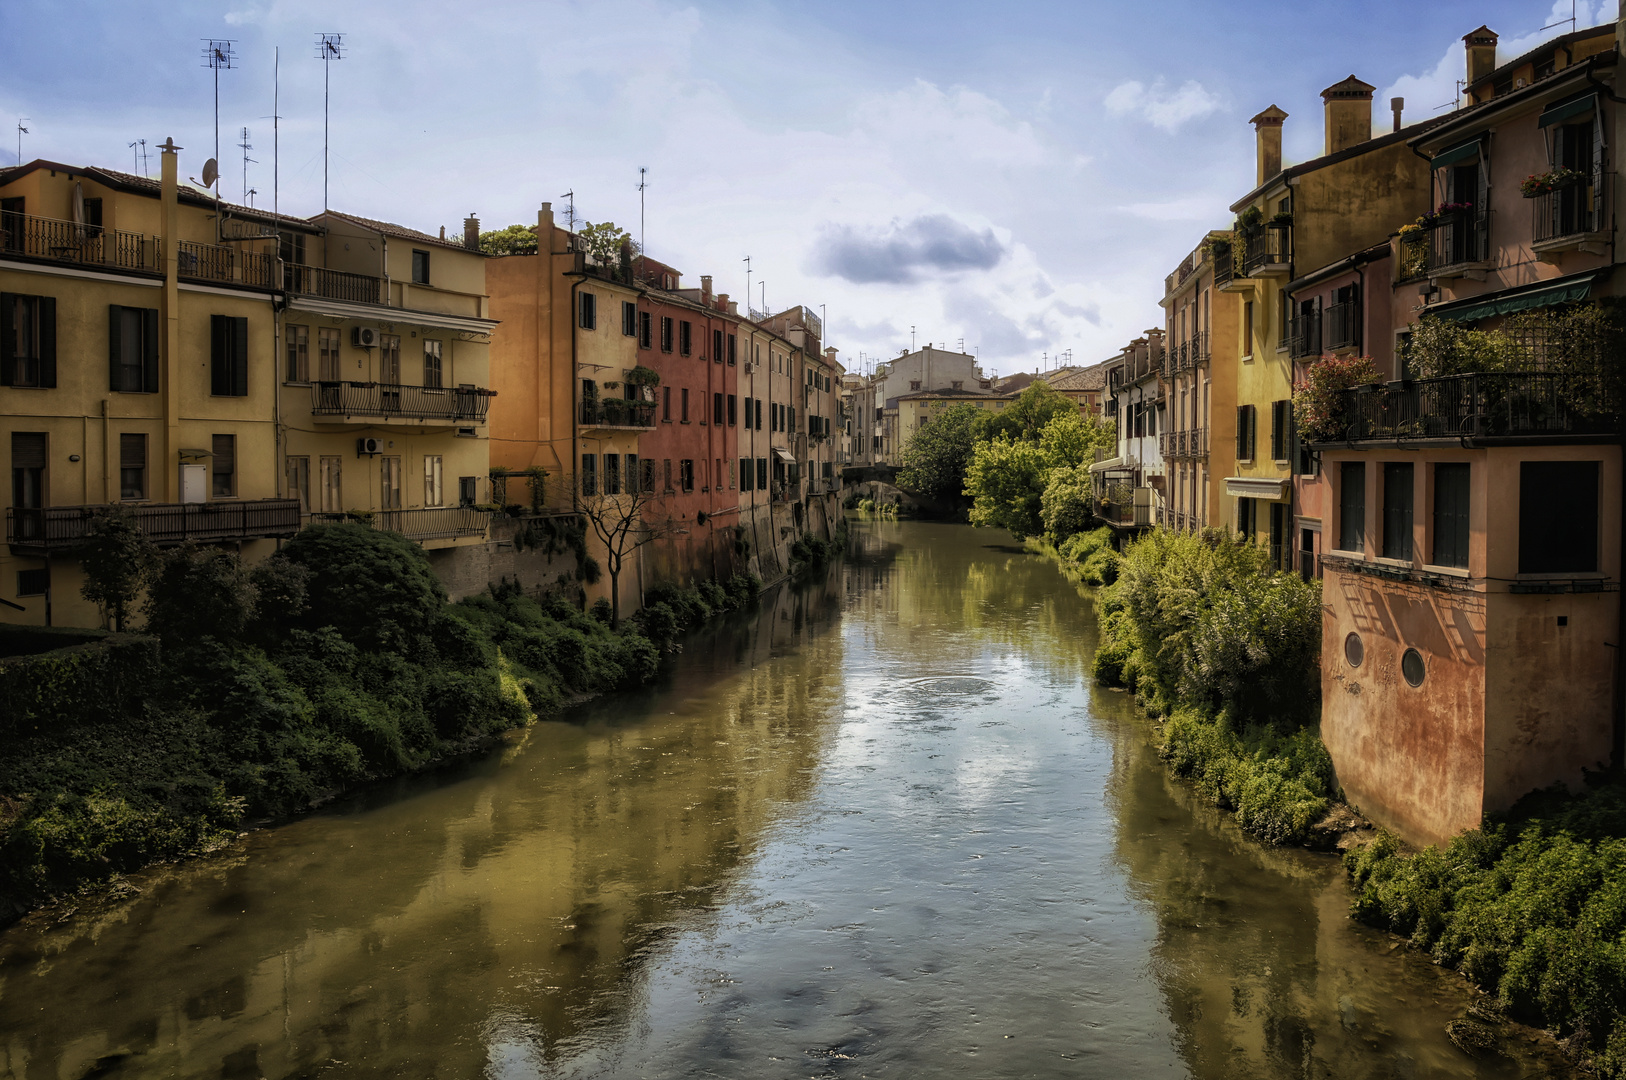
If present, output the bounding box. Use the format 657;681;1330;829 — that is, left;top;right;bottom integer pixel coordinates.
1287;241;1392;294
0;158;319;234
1468;22;1616;96
316;209;486;254
1228;114;1454;213
1409;50;1617;153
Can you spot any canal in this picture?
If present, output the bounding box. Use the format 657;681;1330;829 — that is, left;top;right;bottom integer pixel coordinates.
0;519;1564;1078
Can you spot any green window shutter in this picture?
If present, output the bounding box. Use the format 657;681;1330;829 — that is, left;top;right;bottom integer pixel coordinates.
211;314;229;396
38;296;55;388
109;304;123;390
0;293;14;387
142;308;159;393
232;316;248;396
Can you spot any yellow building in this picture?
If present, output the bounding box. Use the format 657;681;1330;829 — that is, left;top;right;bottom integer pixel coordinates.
1159;233;1240;533
278;210;496;559
1;144;297;626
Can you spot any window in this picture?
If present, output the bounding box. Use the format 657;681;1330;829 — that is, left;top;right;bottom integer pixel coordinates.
279;231;306;265
423;340;443;388
910;380;921;391
1339;462;1365;552
1344;632;1364;668
11;433;46;543
1269;400;1290;461
411;249;430;284
286;456;310;512
211;434;236;497
1432;463;1470;568
380;456;402;511
119;432;147;500
679;320;692;356
424;455;443;507
663;458;673;492
1;293;56;388
626;454;640;495
713;329;724;363
579;291;597;330
951;380;963;391
1402;648;1426;687
728;334;737;365
1243;300;1254;356
459;476;478;506
109;305;158;393
318;327;341;381
640;458;656;493
622;301;638;337
663;385;672;422
286;324;309;382
320;456;342;512
756;398;764;430
681;388;690;422
744;396;753;428
1382;462;1414;561
17;567;47;597
660;316;674;352
680;459;695;492
210;314;249;397
714;458;722;491
1520;460;1599;573
1237;496;1255;538
581;453;597;496
741;457;754;492
381;335;401;384
714;392;725;426
728;394;737;426
757;458;768;490
639;311;652;349
1236;404;1256;461
604;452;621;495
82;197;102;237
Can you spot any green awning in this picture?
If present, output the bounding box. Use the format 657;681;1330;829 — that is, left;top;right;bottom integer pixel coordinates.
1431;138;1482;169
1432;273;1598;322
1539;93;1596;128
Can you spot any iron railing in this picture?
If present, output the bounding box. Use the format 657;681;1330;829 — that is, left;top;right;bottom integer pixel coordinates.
308;507;490;542
7;499;302;551
312;382;494;422
1327;371;1619;443
284;264;382;303
1430;210;1490;271
1396;233;1430;282
1288;312;1322;359
1325;299;1361;351
1533;174;1607;244
0;211;160;273
579;401;657;428
177;241;274;288
1212;245;1236;288
1158;427;1208;458
1241;222;1291;274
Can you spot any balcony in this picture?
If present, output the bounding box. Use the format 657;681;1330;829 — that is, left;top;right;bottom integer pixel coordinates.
1396;232;1430;283
1288;312;1322;359
312;382;494;424
1158;427;1209;458
0;211;160;275
1533;175;1609;256
284;264;383;304
1241;222;1291;276
1325;298;1361;351
177;241;273;289
7;499;303;552
579;400;656;431
309;506;490;543
1323;371;1619;444
1429;211;1490;277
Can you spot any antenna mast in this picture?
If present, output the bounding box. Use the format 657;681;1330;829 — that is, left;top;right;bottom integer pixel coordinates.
237;126;255;203
202;40;236;175
15;118;29;166
315;33;344;210
638;166;647;258
743;255;751;319
560;189;575;234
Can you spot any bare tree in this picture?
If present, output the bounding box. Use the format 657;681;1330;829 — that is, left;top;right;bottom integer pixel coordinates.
574;464;682;626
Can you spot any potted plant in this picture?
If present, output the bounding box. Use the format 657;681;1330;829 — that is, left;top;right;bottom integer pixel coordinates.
1520;167;1588;198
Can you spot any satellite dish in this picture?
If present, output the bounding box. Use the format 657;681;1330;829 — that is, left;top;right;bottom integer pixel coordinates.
202;158;218;188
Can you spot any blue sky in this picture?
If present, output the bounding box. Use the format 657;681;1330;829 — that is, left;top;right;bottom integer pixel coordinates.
1;0;1611;374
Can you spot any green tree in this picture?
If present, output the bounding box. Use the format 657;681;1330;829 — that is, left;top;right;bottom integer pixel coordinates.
280;523;447;652
965;437;1050;538
1040;463;1095;542
578;221;639;270
143;543;259;642
478;223;539;256
897;401;981;501
975;380;1078;443
78;508;157;631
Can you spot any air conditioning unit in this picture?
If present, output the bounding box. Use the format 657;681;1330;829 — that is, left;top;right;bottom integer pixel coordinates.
352;327;379;348
743;361;758;374
357;437;383;456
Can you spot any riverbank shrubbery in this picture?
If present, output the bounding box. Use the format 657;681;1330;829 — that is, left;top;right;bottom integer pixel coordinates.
0;523;682;922
1347;782;1626;1074
1092;528;1331;844
1056;526;1119;586
632;574;762;649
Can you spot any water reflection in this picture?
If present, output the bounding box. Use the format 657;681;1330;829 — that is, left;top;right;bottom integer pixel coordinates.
0;521;1568;1079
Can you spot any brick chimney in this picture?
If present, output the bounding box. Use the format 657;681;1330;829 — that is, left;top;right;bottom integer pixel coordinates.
539;201;554;239
463;215;480;250
1250;105;1288;186
1464;26;1498;88
701;274;712;301
717;292;729;312
1321;76;1375;155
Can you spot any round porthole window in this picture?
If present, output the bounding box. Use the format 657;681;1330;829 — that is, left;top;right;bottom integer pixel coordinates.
1344;632;1364;668
1402;648;1426;688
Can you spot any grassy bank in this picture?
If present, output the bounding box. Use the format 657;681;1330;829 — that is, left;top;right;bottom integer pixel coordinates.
1056;527;1335;847
0;522;760;925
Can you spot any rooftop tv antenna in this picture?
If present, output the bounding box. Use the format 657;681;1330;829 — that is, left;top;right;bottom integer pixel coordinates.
15;118;29;165
560;189;575;234
638;166;648;257
201;40;236;177
237;126;256;202
743;255;752;317
315;33;343;210
1540;0;1577;33
127;138;150;177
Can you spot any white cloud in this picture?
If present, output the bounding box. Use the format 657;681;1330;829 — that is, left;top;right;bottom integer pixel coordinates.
1103;78;1222;132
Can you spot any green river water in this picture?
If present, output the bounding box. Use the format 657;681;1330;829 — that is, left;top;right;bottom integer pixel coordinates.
0;519;1570;1078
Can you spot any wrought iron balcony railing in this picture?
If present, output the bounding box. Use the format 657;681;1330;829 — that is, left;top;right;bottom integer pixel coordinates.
1430;210;1490;271
1533;174;1608;245
1324;370;1619;443
312;381;494;422
1241;222;1291;274
7;499;303;551
284;263;383;303
0;211;160;274
579;400;657;428
1158;426;1209;458
1396;232;1430;283
1324;299;1361;351
1289;312;1321;359
308;506;491;542
178;240;273;288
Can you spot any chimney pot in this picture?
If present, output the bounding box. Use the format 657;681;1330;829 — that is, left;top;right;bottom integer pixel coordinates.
1391;96;1405;132
701;274;712;299
463;215;480;251
1320;75;1375;155
1463;25;1499;91
1249;105;1289;186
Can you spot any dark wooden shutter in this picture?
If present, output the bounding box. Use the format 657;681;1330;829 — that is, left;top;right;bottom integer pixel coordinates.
1432;463;1470;568
1236;406;1247;460
0;293;14;386
109;304;123;390
1520;460;1599;572
142;308;159;393
11;431;46;469
120;432;146;470
37;296;55;387
211;314;230;396
232;315;248;395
